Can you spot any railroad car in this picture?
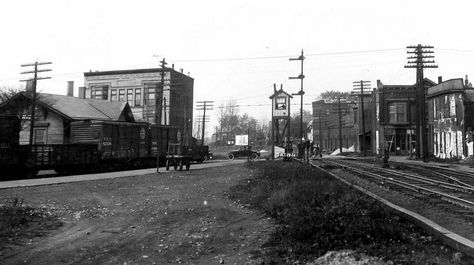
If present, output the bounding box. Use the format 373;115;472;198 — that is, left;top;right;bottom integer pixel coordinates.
0;118;180;178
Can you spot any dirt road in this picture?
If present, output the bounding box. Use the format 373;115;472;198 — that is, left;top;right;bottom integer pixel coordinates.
0;162;272;265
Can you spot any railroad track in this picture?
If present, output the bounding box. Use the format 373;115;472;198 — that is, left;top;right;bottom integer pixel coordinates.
314;158;474;212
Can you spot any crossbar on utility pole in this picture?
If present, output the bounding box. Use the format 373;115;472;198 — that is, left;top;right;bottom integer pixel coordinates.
20;61;52;146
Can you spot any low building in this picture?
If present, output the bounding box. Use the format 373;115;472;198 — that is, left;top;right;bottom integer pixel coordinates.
0;92;133;145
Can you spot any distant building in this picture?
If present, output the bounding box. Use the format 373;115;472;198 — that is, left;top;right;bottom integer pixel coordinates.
312;99;356;152
83;68;194;145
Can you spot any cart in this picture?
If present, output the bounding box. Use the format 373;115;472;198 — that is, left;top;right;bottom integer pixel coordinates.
165;143;191;171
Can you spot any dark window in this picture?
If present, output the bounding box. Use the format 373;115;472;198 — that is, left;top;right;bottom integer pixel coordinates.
388;102;407;123
144;83;157;106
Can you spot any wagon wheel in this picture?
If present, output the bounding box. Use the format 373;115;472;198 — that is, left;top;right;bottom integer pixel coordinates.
250;153;258;160
185;161;190;171
166;159;170;171
228;154;235;160
179;160;184;171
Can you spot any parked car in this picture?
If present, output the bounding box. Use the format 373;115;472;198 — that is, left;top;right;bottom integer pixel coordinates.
228;146;260;160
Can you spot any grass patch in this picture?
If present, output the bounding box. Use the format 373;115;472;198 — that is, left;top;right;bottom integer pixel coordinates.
230;161;456;264
0;197;62;250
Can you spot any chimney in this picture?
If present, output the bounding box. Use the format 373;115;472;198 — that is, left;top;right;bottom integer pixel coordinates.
26;80;33;92
67;81;74;97
438;76;442;84
466;75;469;86
78;87;86;99
180;68;183;73
172;64;175;69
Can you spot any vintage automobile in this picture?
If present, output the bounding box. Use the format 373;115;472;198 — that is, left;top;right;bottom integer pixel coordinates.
227;145;260;160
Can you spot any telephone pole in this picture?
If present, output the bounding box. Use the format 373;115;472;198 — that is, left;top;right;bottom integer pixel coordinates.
405;45;437;161
289;50;305;147
338;97;343;154
353;80;371;156
196;100;214;146
156;58;167;172
20;61;52;146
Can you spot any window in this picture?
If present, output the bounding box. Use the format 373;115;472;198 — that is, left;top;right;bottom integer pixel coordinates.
127;89;133;106
135;88;142;106
91;85;109;100
275;97;286;110
119;89;125;102
111;89;117;101
34;128;46;144
388;102;407;123
450;95;456;116
144;83;157;106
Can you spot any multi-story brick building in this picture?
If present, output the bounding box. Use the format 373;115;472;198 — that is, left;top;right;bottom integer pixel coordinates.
82;68;194;144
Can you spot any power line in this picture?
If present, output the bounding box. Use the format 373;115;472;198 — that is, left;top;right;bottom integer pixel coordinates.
174;48;404;63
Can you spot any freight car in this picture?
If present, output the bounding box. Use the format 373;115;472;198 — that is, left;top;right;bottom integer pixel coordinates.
0;118;181;179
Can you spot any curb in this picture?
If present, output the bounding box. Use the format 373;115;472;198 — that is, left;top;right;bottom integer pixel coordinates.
310;161;474;261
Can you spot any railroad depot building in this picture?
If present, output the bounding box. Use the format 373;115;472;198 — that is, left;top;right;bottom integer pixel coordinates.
82;68;194;145
0;92;134;145
427;77;474;159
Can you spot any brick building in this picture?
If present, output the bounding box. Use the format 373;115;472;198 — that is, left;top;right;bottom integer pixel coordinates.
82;68;194;145
373;79;436;155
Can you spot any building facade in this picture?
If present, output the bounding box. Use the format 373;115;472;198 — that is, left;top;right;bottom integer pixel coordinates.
427;78;474;158
373;79;436;156
83;68;194;145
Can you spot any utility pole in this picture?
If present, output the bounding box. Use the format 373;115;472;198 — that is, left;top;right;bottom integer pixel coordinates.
353;80;371;156
156;58;167;173
289;50;305;152
20;61;52;146
338;97;343;154
196;100;214;146
405;45;437;161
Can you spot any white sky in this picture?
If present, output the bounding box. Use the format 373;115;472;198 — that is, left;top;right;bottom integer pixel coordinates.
2;0;474;134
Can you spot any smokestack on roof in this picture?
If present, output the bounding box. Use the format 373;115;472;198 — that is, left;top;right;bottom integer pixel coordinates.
67;81;74;97
438;76;442;84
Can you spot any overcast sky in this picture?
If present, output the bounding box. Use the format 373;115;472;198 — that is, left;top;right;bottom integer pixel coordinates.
1;0;474;132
